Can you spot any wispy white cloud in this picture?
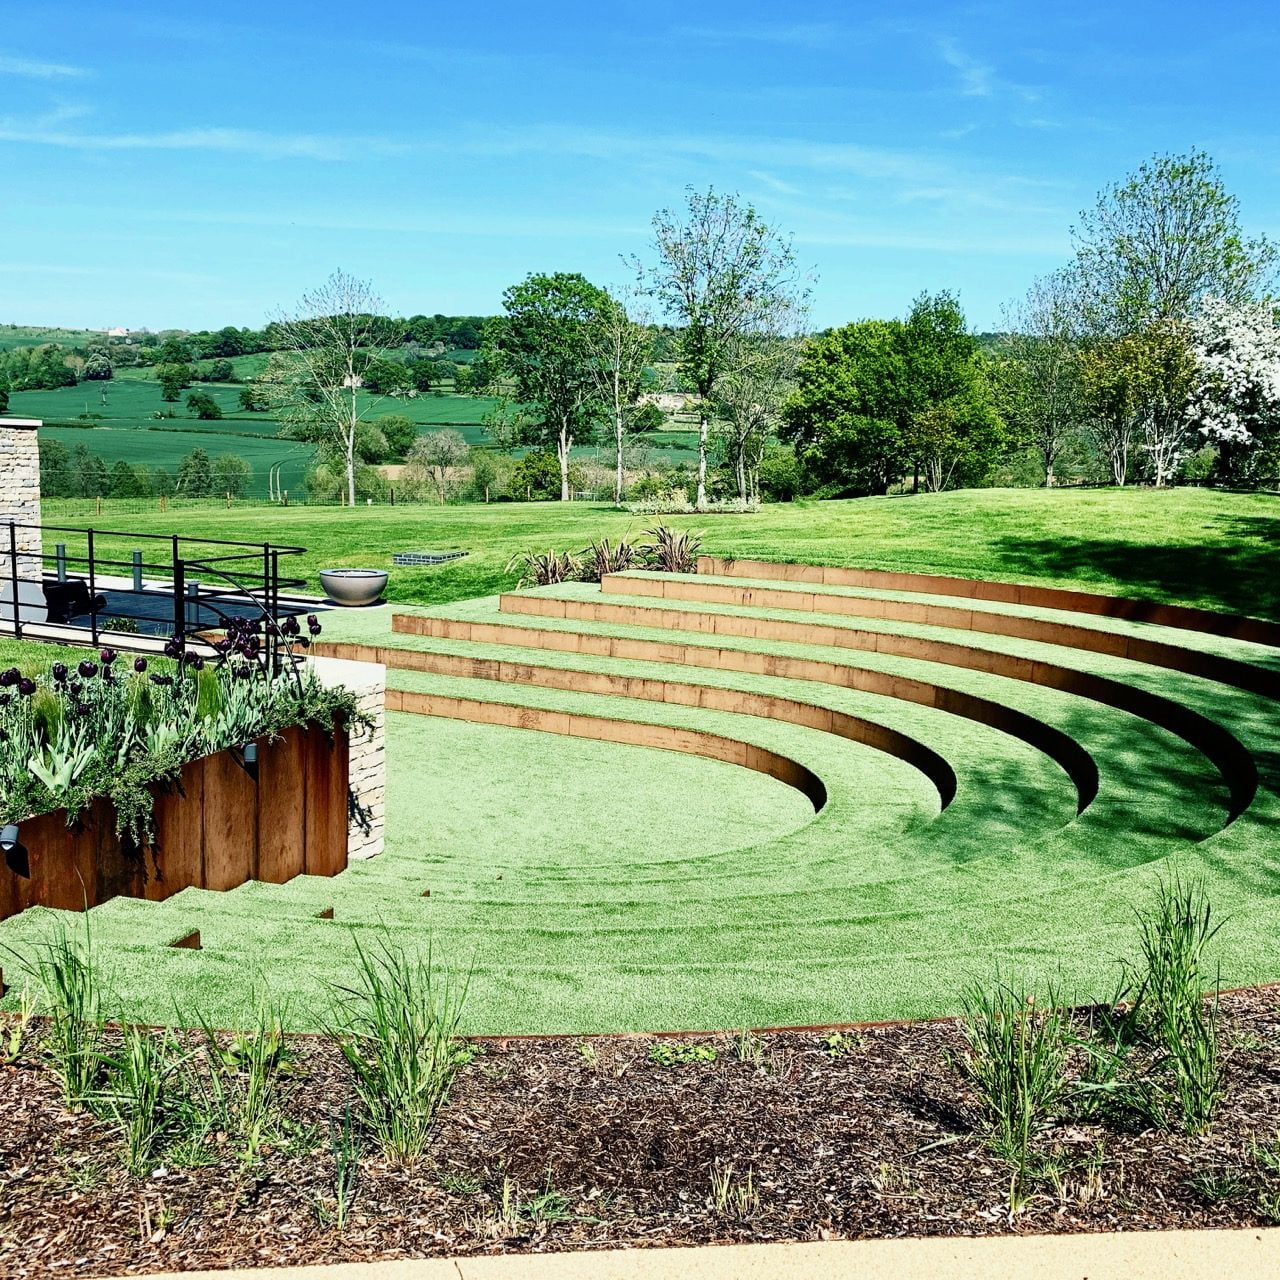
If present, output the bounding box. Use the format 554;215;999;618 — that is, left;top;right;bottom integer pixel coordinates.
0;53;89;79
937;38;994;97
935;37;1040;104
747;169;803;196
673;22;845;49
0;120;407;161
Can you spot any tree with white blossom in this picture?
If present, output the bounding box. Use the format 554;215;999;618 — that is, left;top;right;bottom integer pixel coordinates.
1185;298;1280;482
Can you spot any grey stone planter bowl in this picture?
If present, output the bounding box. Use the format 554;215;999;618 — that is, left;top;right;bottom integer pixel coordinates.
319;569;388;607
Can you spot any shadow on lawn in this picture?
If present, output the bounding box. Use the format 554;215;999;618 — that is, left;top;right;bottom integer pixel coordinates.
988;517;1280;622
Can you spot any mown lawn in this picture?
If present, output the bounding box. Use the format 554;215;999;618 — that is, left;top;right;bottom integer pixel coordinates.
42;486;1280;619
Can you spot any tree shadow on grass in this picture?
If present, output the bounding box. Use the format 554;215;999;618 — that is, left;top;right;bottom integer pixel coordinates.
988;517;1280;621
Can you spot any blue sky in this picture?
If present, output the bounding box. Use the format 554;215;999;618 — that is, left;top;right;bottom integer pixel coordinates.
2;1;1278;332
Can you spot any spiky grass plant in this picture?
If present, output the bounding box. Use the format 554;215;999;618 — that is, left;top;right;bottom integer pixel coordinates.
21;921;104;1106
641;524;702;574
1132;873;1224;1133
330;937;469;1165
99;1025;188;1175
580;537;639;583
505;549;582;588
960;975;1069;1202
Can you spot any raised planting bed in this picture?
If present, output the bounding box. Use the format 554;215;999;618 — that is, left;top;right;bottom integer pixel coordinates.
0;617;357;923
0;722;349;919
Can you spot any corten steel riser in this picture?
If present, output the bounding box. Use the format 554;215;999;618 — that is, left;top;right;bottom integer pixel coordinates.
495;592;1259;823
601;573;1280;701
375;617;1099;815
323;640;957;806
384;688;827;811
697;555;1280;648
0;723;348;922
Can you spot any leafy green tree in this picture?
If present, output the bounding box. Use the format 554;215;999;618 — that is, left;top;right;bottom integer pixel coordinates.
206;358;236;382
70;445;110;498
782;319;910;495
176;447;214;497
509;449;585;500
0;367;8;413
157;363;192;402
38;439;73;496
362;357;413;395
186;390;223;419
487;272;610;500
81;352;113;381
1073;150;1278;334
995;272;1086;487
467;450;500;501
584;288;655;505
154;336;193;364
211;453;252;497
640;187;806;508
109;459;146;498
373;414;417;459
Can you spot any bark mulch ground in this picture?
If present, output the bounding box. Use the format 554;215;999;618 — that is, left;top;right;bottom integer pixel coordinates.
3;989;1280;1278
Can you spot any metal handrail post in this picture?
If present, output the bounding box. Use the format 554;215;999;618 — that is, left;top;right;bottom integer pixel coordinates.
86;529;98;647
7;522;21;640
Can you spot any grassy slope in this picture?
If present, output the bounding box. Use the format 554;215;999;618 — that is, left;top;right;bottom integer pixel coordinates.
41;486;1280;620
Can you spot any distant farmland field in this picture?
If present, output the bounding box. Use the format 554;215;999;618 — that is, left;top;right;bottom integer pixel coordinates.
6;377;702;497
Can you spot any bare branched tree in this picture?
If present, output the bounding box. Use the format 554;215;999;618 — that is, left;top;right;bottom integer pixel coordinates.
267;270;386;507
639;188;807;509
584;287;654;506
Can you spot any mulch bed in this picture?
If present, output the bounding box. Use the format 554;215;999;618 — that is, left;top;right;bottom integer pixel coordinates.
3;989;1280;1277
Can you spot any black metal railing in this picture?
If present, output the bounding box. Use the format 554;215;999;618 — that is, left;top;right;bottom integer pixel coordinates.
2;521;309;670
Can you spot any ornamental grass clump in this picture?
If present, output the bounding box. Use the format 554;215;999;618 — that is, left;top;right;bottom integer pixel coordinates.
959;975;1069;1199
0;614;354;841
330;937;469;1165
1131;873;1224;1133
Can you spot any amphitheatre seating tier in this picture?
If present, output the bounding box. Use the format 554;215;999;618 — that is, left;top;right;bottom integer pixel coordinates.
3;562;1280;1036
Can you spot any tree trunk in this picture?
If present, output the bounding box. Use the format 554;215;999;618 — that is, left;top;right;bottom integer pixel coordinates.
696;411;709;509
1044;458;1055;488
345;437;356;508
614;410;624;507
558;425;571;501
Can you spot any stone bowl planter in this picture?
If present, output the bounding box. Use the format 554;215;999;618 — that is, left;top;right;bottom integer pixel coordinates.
319;569;388;607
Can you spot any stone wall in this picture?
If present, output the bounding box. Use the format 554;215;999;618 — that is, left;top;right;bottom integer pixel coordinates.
0;419;42;582
309;653;386;861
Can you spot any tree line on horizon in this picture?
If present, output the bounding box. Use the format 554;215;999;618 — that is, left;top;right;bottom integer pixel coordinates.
8;148;1280;507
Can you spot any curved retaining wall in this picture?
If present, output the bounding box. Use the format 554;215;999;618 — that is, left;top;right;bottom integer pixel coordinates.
498;592;1257;824
697;555;1280;648
387;616;1099;816
385;687;828;813
323;641;958;809
603;574;1280;702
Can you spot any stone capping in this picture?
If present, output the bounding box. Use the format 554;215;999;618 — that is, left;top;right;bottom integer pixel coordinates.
385;686;828;812
385;614;1099;816
497;590;1258;827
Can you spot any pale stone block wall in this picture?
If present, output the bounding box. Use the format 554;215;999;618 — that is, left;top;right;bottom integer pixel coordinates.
0;419;43;582
309;653;386;861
